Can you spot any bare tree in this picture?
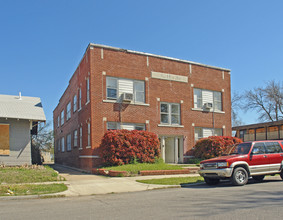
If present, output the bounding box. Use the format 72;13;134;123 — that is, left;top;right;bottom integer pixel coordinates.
231;91;243;126
243;80;283;122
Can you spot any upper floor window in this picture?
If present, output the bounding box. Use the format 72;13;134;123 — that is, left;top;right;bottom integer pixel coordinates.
73;94;77;112
87;122;91;147
66;102;71;120
107;122;145;131
193;88;222;111
57;116;60;128
60;110;64;126
79;88;82;110
160;103;180;125
106;77;145;103
61;137;65;152
86;78;90;103
79;126;83;149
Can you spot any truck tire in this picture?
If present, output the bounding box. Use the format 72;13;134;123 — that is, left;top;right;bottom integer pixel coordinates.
204;177;220;185
280;170;283;180
231;167;248;186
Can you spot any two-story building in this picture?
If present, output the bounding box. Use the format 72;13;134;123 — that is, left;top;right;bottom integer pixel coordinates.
53;43;232;171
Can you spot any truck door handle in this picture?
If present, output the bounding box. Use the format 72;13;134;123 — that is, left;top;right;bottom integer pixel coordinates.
263;155;268;158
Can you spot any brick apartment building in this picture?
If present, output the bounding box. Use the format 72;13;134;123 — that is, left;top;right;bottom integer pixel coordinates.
53;43;232;171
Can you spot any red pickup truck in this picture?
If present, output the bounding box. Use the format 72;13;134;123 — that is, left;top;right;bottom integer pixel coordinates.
198;140;283;186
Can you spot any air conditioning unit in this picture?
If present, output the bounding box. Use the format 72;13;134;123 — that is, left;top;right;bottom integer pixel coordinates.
204;102;213;109
122;93;133;102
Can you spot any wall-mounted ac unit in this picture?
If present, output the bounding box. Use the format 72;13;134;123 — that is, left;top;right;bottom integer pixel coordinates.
204;102;213;109
122;93;133;102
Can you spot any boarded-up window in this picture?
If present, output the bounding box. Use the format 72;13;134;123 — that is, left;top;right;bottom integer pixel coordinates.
267;126;279;140
256;128;266;141
0;124;9;155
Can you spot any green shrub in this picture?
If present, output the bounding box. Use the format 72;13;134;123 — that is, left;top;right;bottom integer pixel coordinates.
192;136;242;159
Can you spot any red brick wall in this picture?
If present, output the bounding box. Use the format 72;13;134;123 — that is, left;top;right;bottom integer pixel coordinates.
54;45;232;170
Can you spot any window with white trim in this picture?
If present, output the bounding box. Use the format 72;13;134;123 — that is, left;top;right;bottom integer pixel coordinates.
79;88;82;109
61;137;65;152
160;103;180;125
66;102;71;120
60;110;64;126
86;77;90;103
107;122;145;131
73;130;78;147
57;139;60;152
79;126;82;149
87;122;91;146
106;77;145;103
73;94;77;112
57;116;60;128
194;127;223;142
193;88;222;111
67;133;71;151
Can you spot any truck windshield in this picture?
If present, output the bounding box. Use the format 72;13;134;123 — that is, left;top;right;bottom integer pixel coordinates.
230;143;252;155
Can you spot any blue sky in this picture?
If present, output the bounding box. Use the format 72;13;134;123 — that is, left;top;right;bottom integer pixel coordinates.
0;0;282;126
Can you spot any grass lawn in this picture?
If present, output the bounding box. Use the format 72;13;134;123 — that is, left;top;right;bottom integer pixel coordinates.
136;176;204;185
102;163;185;174
0;165;64;184
0;183;67;196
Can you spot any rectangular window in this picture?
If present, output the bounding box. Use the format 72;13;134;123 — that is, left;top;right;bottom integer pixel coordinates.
87;123;91;147
267;126;279;139
66;102;71;120
79;88;82;110
107;122;145;131
280;126;283;139
194;127;223;142
61;137;65;152
256;127;266;141
106;77;145;103
193;88;222;111
60;110;64;126
160;103;180;125
79;127;82;149
0;124;9;155
67;134;71;151
86;78;90;103
73;130;78;147
245;129;255;141
57;116;60;128
239;130;246;141
73;94;77;112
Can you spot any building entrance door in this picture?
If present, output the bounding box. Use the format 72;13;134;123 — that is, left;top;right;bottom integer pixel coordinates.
160;136;183;164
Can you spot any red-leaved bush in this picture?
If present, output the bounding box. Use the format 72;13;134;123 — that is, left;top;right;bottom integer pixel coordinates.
100;130;160;166
192;136;242;159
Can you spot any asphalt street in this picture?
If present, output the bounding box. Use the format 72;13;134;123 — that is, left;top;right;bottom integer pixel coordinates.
0;176;282;220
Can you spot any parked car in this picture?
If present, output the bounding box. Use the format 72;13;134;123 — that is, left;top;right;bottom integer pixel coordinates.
198;140;283;186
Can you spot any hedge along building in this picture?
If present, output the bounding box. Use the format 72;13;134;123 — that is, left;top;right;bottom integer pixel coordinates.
53;43;232;171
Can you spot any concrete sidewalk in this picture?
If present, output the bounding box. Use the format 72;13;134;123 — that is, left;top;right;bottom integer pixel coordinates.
51;164;199;197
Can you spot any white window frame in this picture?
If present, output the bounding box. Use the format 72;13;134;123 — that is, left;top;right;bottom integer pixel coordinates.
106;77;145;103
79;126;83;149
61;137;65;152
67;133;71;151
160;102;180;125
57;116;60;128
193;88;222;111
79;88;82;110
194;127;223;142
106;122;145;131
66;102;71;120
87;122;91;147
86;77;90;103
73;94;77;112
60;110;64;126
73;129;78;147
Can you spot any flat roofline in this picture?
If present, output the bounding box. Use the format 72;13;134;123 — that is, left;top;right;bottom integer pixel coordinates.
232;120;283;130
89;43;231;72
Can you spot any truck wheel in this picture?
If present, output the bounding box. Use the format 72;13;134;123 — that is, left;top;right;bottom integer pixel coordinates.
280;170;283;180
252;175;265;182
204;177;220;185
231;167;248;186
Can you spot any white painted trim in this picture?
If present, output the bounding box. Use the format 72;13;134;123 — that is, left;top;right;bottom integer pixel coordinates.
191;108;225;114
79;155;100;159
158;124;184;128
102;100;150;106
86;146;91;149
85;101;90;106
79;148;83;151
